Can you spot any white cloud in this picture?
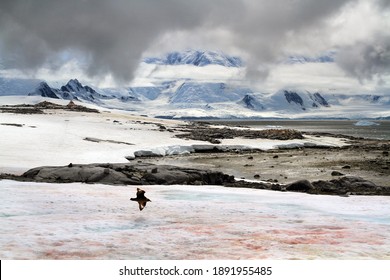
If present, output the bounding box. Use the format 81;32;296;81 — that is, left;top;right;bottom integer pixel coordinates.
261;63;382;93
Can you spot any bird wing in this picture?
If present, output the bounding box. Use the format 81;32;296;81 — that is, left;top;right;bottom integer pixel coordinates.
138;201;147;211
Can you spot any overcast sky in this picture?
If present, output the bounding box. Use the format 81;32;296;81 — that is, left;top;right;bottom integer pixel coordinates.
0;0;389;91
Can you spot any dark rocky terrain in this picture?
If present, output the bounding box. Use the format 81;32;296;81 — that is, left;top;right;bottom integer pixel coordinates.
0;101;99;114
175;122;304;144
2;161;389;196
225;176;390;196
1;162;234;186
148;137;389;188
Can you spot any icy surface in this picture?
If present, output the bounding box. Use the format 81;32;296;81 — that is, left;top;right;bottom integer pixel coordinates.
354;120;380;126
1;180;389;260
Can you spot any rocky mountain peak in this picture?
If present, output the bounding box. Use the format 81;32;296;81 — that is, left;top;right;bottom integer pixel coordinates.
284;90;304;106
28;79;104;103
29;82;59;99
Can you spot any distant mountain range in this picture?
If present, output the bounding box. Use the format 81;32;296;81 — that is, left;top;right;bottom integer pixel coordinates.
1;50;389;119
22;78;390;119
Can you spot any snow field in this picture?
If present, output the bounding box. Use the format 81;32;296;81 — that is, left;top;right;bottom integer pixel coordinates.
0;101;348;173
1;181;389;259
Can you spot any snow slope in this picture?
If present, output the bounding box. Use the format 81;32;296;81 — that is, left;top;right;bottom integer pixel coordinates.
169;82;252;105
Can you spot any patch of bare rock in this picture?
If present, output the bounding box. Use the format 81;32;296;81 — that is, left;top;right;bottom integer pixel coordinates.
175;123;304;144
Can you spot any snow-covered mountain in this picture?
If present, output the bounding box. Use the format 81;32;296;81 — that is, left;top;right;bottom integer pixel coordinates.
28;79;111;103
237;90;330;112
273;90;330;110
144;50;243;67
1;76;387;119
238;94;265;110
21;77;332;112
31;82;61;99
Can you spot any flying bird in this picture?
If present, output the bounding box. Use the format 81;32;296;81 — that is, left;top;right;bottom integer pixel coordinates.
130;188;151;211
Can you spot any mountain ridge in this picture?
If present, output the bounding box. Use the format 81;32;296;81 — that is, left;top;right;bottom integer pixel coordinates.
144;50;243;67
28;79;109;103
20;77;390;119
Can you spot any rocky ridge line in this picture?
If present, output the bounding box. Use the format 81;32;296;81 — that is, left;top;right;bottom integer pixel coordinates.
0;101;99;114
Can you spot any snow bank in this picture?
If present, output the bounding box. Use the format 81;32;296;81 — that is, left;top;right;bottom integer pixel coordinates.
134;145;194;157
131;144;258;159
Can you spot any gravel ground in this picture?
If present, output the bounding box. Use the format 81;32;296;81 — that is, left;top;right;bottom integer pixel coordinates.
143;139;390;188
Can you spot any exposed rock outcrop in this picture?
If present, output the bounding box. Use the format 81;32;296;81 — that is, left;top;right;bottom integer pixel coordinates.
286;180;314;192
2;164;388;196
13;163;235;186
225;176;389;196
312;176;387;196
0;101;99;114
284;90;303;106
175;124;304;144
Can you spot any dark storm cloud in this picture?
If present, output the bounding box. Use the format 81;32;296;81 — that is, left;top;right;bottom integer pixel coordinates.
0;0;388;84
336;34;390;82
334;0;390;83
209;0;356;80
378;0;390;8
0;0;224;81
